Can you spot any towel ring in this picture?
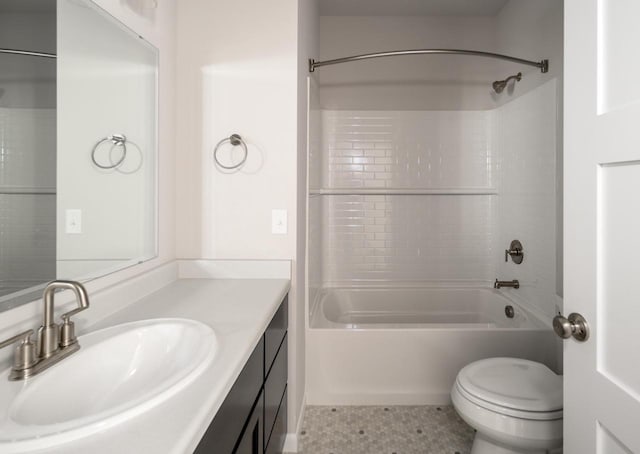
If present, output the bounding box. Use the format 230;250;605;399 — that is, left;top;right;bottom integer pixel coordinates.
214;134;248;170
91;134;127;169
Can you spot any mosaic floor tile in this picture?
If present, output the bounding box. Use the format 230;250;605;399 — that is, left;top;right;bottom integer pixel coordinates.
298;405;474;454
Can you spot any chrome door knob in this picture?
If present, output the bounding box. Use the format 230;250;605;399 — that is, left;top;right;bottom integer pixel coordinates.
553;313;590;342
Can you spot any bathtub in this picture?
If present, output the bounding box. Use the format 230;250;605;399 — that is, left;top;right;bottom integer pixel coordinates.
307;287;558;405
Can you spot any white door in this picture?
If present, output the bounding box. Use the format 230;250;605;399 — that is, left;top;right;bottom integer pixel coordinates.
564;0;640;452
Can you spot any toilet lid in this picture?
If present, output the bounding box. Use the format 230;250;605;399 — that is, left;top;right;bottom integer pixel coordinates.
456;357;563;413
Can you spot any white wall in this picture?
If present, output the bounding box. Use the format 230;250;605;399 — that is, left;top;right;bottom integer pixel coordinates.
176;0;315;443
175;0;297;259
317;3;562;112
495;0;563;104
318;16;499;110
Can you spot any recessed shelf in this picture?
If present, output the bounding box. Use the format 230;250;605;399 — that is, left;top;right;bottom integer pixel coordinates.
309;188;498;196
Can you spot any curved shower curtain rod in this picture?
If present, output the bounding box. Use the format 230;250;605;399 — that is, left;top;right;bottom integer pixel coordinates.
309;49;548;73
0;48;56;59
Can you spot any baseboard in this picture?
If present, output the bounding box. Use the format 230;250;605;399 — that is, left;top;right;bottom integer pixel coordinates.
283;394;307;453
305;391;452;406
282;434;298;453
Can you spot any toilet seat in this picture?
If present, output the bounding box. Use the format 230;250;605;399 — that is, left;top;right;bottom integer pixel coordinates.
455;357;563;421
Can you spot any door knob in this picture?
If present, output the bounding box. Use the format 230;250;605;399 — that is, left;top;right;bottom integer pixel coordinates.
553;312;589;342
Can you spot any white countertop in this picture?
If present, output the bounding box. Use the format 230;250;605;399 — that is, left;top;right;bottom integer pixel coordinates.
19;276;290;454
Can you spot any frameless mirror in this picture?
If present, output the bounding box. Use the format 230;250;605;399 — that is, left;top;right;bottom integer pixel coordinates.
0;0;158;311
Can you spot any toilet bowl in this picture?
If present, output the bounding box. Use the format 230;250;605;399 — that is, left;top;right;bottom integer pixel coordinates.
451;357;563;454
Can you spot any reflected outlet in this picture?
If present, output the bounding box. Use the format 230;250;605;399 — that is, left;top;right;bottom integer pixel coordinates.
65;209;82;234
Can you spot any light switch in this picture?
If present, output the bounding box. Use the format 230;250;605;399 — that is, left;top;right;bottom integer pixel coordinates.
66;209;82;234
271;209;287;234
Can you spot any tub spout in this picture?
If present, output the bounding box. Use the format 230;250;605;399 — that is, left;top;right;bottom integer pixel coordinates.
494;279;519;289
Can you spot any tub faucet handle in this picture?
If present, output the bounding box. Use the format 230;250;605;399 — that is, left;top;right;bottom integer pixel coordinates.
505;239;524;264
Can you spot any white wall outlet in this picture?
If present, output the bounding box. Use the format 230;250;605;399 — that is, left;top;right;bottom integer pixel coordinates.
271;209;287;234
65;209;82;234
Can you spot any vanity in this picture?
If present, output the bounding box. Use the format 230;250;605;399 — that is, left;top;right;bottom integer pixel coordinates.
196;297;288;454
0;262;291;453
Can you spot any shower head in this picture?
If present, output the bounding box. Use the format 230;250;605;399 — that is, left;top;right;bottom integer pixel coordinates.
492;72;522;93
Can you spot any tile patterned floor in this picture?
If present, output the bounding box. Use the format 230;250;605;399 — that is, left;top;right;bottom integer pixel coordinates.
297;405;475;454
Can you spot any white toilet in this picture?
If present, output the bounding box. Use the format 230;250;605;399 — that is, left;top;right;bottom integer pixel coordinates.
451;357;563;454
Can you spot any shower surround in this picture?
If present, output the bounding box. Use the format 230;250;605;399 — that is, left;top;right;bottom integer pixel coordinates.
307;80;559;405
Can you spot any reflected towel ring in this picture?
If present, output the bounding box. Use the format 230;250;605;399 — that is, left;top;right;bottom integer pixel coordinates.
91;134;127;169
214;134;248;170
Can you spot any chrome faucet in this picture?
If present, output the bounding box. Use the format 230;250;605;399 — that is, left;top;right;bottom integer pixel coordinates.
494;279;520;289
0;280;90;380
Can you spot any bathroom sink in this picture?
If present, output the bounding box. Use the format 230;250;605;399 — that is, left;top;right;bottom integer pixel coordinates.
0;318;217;452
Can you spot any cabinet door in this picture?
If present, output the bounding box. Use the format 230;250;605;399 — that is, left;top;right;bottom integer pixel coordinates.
265;296;288;379
194;338;264;453
265;388;287;454
264;335;287;449
234;391;264;454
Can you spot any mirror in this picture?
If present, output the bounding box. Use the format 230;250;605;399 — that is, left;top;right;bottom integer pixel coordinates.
0;0;158;311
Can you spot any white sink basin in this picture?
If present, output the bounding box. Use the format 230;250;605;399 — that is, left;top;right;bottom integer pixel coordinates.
0;318;217;452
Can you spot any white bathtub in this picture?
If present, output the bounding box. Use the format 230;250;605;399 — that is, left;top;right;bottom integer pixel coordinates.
307;287;558;405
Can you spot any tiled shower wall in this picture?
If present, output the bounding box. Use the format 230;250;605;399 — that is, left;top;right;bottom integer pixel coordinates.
495;80;558;320
321;195;494;285
0;108;56;298
309;80;558;320
308;79;323;310
0;9;57;300
319;110;496;286
321;111;495;189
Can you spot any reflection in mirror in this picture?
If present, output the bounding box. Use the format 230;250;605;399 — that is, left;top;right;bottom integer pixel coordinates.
0;0;158;312
0;0;57;309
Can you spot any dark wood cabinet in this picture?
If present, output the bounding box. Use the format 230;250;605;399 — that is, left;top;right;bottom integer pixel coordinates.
266;389;287;454
265;299;288;379
235;391;264;454
264;336;287;451
194;296;288;454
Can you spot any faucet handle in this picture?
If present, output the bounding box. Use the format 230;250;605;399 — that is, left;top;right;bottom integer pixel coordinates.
59;306;88;348
505;239;524;264
0;330;38;371
61;305;88;321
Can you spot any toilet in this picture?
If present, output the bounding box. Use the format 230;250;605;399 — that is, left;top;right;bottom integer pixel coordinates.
451;357;563;454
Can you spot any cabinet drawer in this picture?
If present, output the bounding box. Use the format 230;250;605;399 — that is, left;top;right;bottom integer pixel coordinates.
264;335;287;449
265;296;288;379
265;388;287;454
194;337;264;454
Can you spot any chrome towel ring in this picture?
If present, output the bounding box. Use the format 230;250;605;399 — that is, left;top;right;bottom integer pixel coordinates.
91;134;127;169
214;134;248;170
